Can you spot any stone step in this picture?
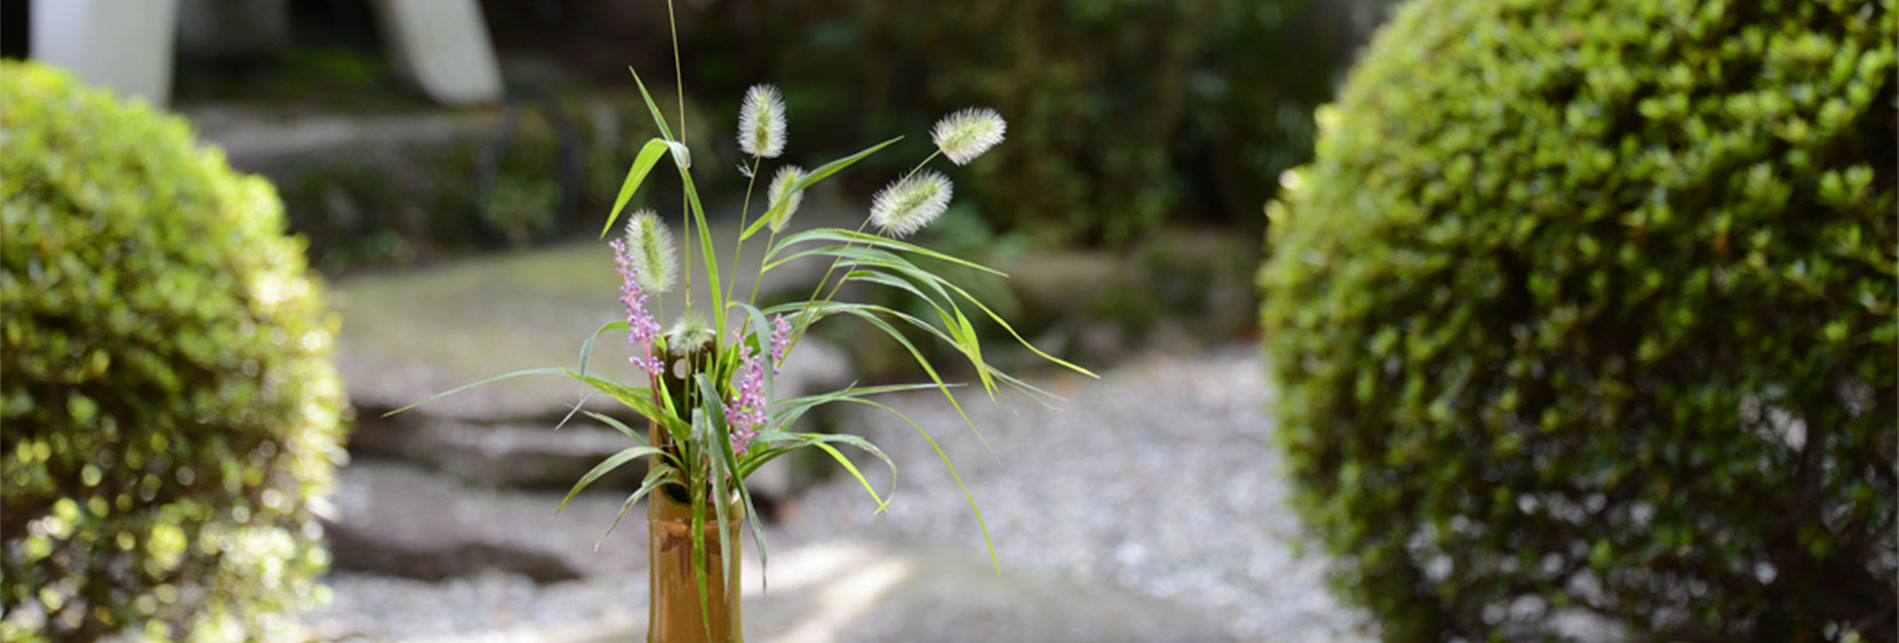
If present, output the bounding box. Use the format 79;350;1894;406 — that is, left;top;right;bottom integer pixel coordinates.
347;415;648;491
322;459;648;584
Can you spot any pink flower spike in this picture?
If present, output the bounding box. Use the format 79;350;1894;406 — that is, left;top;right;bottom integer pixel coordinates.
724;344;768;455
770;314;791;375
611;239;662;378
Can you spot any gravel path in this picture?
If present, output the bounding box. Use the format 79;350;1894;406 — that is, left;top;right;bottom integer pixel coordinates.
308;344;1373;641
776;345;1372;642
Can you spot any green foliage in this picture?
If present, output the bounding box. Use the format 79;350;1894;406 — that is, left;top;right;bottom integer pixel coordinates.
1258;0;1897;639
277;89;715;273
690;0;1355;246
0;61;348;641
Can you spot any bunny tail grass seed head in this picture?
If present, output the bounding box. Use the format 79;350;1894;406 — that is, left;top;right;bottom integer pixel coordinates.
738;84;787;159
931;107;1006;166
767;165;807;233
624;209;677;293
870;170;953;238
665;316;716;357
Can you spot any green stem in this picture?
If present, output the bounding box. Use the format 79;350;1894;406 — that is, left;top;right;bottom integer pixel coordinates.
668;0;691;318
728;157;763;313
746;227;778;310
664;0;687;468
904;150;942;182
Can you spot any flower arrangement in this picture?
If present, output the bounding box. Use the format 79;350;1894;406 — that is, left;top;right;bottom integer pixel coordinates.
395;24;1091;638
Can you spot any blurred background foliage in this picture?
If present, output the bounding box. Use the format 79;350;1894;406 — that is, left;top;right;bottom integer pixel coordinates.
1259;0;1896;639
633;0;1368;247
138;0;1385;378
210;0;1379;265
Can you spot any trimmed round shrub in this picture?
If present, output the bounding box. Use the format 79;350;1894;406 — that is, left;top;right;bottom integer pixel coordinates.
1;61;347;640
1259;0;1895;639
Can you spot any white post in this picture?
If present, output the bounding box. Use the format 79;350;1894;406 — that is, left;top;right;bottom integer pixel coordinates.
30;0;180;107
369;0;504;106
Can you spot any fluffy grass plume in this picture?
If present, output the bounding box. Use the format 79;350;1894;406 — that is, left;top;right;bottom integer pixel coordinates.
624;209;677;293
767;165;807;233
664;315;716;357
738;84;787;159
931;107;1006;166
870;170;953;238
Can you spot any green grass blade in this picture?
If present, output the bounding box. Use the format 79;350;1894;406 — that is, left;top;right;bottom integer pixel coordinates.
562;369;691;439
582;410;651;447
626;66;675;142
557;445;667;515
735;477;769;592
988;367;1071;409
826;303;993;454
595;463;676;550
763;243;888;274
745;136;903;240
560;319;633;430
838;264;997;398
764;228;1007;277
735;431;897;507
936;275;1098;379
694;374;737;595
383;367;571;417
768;382;955;419
691;478;712;641
811;442;890;513
602;138;673;237
830;395;997;573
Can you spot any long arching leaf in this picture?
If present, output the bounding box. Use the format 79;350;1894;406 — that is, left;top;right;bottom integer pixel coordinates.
626;66;675;142
557;445;668;515
382;367;571;417
736;431;897;510
601;138;673;237
559;319;633;430
595;463;677;549
742;137;904;241
763;301;993;453
763;227;1007;277
694;374;738;602
583;410;651;447
817;394;998;573
562;369;689;439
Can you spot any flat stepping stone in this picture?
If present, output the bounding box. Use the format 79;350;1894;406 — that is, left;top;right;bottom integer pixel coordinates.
347;416;648;490
323;460;651;583
333;242;642;422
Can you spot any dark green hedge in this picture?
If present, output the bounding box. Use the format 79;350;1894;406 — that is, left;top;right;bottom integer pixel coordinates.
1;61;348;640
1258;0;1895;639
